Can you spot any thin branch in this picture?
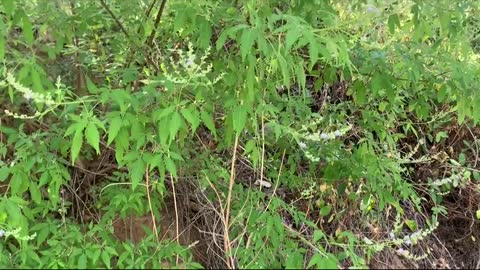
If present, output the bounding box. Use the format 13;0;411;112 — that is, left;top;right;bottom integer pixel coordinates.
145;165;159;243
144;0;158;19
146;0;168;47
224;135;239;269
98;0;130;39
170;174;181;265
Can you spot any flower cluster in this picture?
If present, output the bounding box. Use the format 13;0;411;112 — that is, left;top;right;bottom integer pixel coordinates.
5;72;55;106
143;42;224;89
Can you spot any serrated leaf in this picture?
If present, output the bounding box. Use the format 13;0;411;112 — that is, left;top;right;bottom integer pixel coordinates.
387;14;400;34
437;85;447;102
285;29;302;51
85;122;100;154
285;252;303;269
22;15;34;46
233;106;247;136
101;251;111;268
0;35;5;60
29;182;41;204
308;36;318;69
153;106;176;121
86;76;99;94
164;158;177;177
71;128;84;164
107;116;122;145
405;219;417;231
458;152;466;165
0;167;9;182
308;253;339;269
201;110;216;137
78;253;87;269
216;24;247;51
169;111;183;142
64;122;81;137
435;131;447;143
352;80;366;105
313;230;325;242
3;0;15;17
129;158;145;191
181;108;200;134
240;28;256;61
320;205;332;217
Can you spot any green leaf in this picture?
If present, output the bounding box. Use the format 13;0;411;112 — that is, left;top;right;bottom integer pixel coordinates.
216;24;247;51
435;131;448;143
107;116;123;145
10;172;28;196
0;35;4;60
233;105;247;136
476;209;480;220
169;111;183;142
307;35;318;69
437;85;448;102
352;80;366;105
181;107;200;134
86;76;99;94
285;29;302;51
129;158;145;191
200;110;217;137
313;230;325;242
0;167;10;182
71;128;84;164
153;105;176;121
240;28;256;61
85;122;100;154
405;219;417;231
458;153;466;165
307;253;338;269
29;182;42;204
100;250;112;269
78;253;87;269
387;14;400;34
22;15;34;46
473;171;480;181
164;158;177;177
3;0;15;17
285;252;303;269
319;205;332;217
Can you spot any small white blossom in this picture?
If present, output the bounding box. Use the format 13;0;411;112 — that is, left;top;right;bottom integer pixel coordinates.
334;130;343;137
185;58;194;67
0;229;5;237
366;5;380;15
396;248;407;255
320;133;329;140
299;141;307;149
404;236;412;246
23;90;34;101
389;231;395;239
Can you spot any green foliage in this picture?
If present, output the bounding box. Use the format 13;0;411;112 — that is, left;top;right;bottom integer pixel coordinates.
1;0;480;268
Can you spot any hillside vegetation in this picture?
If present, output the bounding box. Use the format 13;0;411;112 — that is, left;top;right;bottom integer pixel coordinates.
1;0;480;268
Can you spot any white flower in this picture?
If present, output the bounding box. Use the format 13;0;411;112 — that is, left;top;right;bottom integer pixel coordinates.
0;229;5;237
23;90;34;101
389;231;395;239
185;57;194;68
334;130;343;137
396;248;407;255
366;5;380;15
320;133;329;140
404;236;412;246
299;142;307;149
